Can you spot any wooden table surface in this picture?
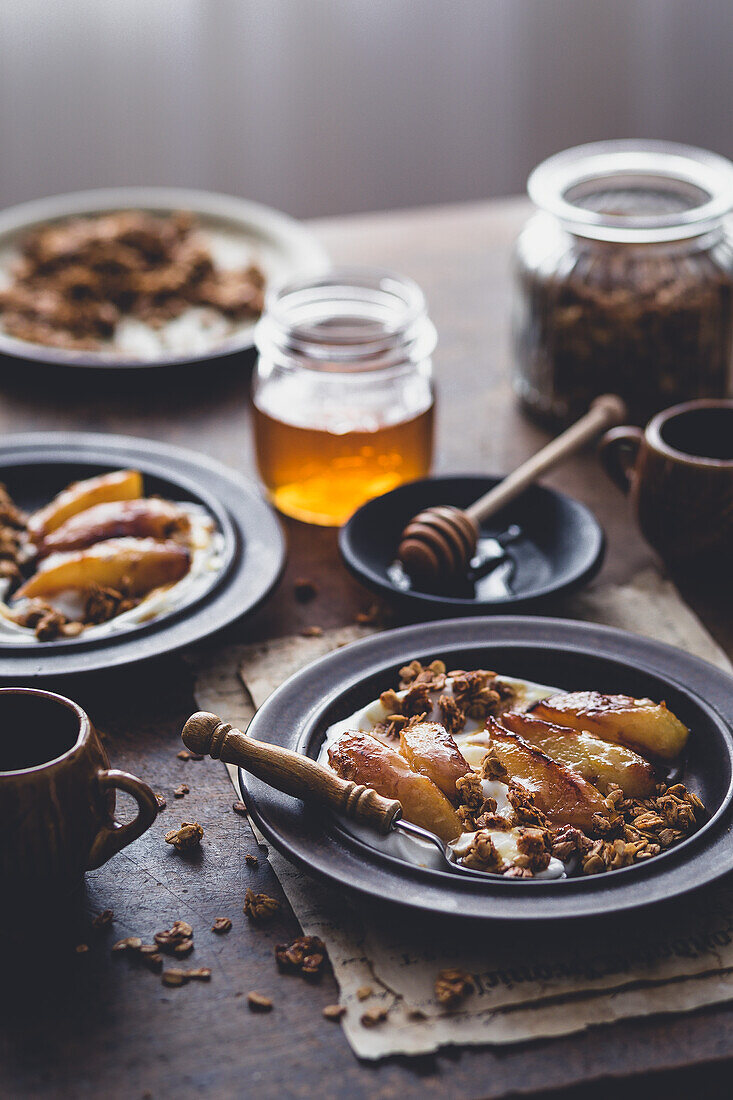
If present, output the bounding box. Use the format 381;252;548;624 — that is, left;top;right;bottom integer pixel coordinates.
1;199;732;1099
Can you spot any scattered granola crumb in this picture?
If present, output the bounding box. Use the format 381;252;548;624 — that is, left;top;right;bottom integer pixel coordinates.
244;853;259;868
155;793;167;812
247;991;273;1012
243;888;280;923
356;984;373;1001
212;917;232;934
177;750;191;761
75;943;89;954
323;1004;346;1021
139;949;164;973
173;784;189;799
275;935;328;980
300;625;323;637
155;920;194;956
435;968;474;1008
112;936;142;953
188;968;212;981
162;969;187;988
360;1007;388;1028
294;578;318;602
165;821;203;852
355;603;381;625
232;801;248;816
160;965;209;986
92;908;114;929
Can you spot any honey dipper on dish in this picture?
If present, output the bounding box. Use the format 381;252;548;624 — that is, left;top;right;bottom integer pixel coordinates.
396;395;627;589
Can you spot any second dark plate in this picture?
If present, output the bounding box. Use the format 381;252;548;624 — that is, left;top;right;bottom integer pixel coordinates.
0;433;285;679
339;475;605;616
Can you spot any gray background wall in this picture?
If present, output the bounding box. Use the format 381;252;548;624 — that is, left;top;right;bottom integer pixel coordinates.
2;0;732;218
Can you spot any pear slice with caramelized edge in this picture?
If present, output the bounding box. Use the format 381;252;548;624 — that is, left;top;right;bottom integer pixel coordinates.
27;469;143;540
532;691;689;762
497;711;656;798
16;537;190;600
399;720;470;802
37;498;190;558
487;718;607;830
328;731;462;843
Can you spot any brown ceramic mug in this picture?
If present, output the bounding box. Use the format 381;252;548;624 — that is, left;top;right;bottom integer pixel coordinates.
599;398;733;573
0;687;158;897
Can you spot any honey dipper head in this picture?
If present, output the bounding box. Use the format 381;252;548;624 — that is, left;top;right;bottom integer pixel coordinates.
397;505;479;588
181;711;224;757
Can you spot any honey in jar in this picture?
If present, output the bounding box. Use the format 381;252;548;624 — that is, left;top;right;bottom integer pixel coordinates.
252;268;436;526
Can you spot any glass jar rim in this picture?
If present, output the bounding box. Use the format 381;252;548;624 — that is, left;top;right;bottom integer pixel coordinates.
255;265;436;373
527;140;733;243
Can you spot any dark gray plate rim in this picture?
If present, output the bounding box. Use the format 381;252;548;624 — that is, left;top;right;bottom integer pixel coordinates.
239;616;733;922
339;474;606;614
0;432;285;678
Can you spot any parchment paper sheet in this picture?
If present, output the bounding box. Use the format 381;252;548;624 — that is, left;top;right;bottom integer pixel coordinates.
193;569;733;1058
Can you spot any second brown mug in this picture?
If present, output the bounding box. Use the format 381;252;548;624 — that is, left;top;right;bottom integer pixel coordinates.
599;398;733;574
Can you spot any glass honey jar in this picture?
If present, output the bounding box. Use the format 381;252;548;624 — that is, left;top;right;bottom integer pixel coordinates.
252;268;436;526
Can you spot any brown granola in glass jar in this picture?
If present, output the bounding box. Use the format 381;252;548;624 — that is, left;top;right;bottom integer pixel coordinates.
512;141;733;426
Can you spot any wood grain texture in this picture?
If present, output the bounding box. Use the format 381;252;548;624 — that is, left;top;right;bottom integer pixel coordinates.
0;198;731;1099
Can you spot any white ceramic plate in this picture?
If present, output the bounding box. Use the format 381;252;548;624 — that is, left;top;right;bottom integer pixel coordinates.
0;187;329;369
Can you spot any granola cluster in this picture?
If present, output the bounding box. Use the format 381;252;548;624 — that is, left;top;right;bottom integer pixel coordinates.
551;782;704;875
374;660;505;740
12;579;142;641
434;968;474;1008
453;750;703;878
0;483;27;586
0;210;266;352
275;935;328;980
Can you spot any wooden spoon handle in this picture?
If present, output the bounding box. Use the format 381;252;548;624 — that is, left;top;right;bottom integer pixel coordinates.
465;394;627;523
181;711;402;835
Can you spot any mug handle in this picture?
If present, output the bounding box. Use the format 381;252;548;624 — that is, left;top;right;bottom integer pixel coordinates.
598;426;644;493
87;769;159;870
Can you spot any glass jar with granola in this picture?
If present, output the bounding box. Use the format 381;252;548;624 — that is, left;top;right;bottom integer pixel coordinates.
512;141;733;425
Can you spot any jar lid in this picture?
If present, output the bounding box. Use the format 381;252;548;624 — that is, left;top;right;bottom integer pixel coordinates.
528;140;733;242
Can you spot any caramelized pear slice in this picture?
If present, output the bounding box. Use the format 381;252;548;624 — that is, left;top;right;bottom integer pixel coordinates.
497;711;656;798
487;718;607;830
399;721;470;802
16;537;190;599
28;469;143;540
533;691;689;762
328;731;462;843
37;498;190;558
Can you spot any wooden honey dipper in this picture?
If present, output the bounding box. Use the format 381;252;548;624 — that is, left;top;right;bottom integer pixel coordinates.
397;394;627;587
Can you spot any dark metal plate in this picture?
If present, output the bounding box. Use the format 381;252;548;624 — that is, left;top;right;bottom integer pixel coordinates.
240;616;733;922
0;432;285;678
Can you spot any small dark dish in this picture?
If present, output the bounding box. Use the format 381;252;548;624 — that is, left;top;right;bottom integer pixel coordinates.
339;475;604;616
0;433;285;678
239;616;733;922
